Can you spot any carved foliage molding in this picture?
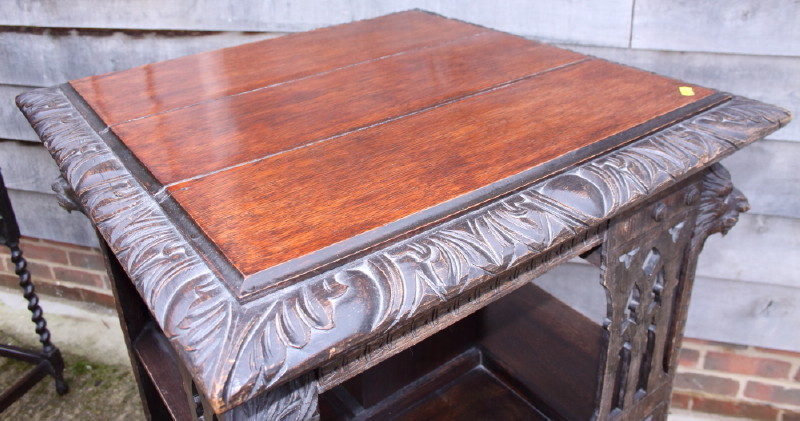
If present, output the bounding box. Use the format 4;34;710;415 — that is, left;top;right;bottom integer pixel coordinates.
16;89;790;414
222;373;319;421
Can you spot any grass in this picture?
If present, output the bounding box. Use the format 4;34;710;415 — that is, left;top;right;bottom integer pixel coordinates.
0;331;144;420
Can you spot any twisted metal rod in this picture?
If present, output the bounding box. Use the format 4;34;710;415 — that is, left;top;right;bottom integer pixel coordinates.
6;241;56;355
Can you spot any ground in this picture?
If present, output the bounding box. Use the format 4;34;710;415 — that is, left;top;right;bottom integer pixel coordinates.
0;331;143;420
0;286;143;420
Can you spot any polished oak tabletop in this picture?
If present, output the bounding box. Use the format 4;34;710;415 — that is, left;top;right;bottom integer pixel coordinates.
69;10;723;298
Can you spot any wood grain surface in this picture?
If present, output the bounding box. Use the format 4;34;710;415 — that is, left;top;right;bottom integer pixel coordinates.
70;11;486;125
167;59;714;284
68;11;717;292
109;32;583;184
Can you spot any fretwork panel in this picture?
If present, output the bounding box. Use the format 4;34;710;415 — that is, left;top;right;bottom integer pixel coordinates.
597;178;703;420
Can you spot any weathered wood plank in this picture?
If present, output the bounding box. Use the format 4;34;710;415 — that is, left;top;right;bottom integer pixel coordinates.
720;140;800;219
1;1;634;47
0;28;281;86
539;213;800;291
0;85;40;141
5;188;98;247
561;45;800;142
0;139;61;194
685;276;800;352
534;262;800;352
631;0;800;56
697;213;800;289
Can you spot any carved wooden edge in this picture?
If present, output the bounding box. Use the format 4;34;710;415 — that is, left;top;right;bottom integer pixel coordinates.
317;225;605;392
16;88;790;413
220;373;319;421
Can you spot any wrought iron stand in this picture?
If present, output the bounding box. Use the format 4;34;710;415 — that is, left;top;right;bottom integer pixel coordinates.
0;169;68;412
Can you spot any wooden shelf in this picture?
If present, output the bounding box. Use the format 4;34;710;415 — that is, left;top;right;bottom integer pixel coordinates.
479;283;604;420
132;325;193;421
319;283;605;420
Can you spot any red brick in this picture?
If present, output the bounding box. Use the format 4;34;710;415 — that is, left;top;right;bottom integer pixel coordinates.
679;348;701;368
52;267;103;288
0;273;18;289
86;290;115;308
692;396;778;421
18;242;69;265
683;337;748;351
25;236;92;252
705;351;792;379
755;346;800;359
674;373;740;396
682;337;716;346
670;392;691;409
26;261;54;280
784;411;800;421
19;237;42;248
0;272;115;308
745;382;800;406
68;250;107;271
98;274;111;290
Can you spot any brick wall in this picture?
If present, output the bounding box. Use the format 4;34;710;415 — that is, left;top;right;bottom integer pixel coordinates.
0;236;114;307
673;338;800;420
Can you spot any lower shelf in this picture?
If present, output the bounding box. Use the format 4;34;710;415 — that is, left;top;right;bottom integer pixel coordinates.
320;283;605;420
395;362;549;420
133;325;193;420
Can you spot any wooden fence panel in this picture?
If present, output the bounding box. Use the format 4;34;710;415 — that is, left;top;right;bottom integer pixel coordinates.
0;0;634;47
632;0;800;56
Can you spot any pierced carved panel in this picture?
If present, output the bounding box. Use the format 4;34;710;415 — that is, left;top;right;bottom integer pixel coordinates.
597;179;702;419
596;162;751;420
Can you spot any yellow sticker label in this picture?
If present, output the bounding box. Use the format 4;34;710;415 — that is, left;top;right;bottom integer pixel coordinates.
679;86;695;96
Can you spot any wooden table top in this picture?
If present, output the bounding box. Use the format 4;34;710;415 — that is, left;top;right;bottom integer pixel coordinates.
70;10;723;298
19;10;790;413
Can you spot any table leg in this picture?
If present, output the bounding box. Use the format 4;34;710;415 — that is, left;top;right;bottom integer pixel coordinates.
595;164;748;420
99;237;176;421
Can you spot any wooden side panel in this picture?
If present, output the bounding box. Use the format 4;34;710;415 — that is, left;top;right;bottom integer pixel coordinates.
5;189;98;247
168;59;715;279
0;85;39;141
70;11;486;125
686;275;800;351
0;140;62;194
697;213;800;289
632;0;800;56
0;30;281;88
720;141;800;219
1;0;635;47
